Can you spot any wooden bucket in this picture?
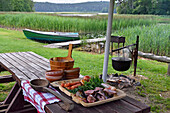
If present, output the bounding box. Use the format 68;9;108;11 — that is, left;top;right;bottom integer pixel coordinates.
64;67;80;79
45;69;64;82
50;44;74;70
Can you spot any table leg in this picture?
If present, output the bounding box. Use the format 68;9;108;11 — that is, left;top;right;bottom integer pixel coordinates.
1;82;25;112
6;87;24;112
3;82;19;104
0;65;6;72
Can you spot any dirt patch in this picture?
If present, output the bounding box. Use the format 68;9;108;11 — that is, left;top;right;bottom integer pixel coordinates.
122;87;151;104
128;74;149;81
160;91;170;99
0;25;23;31
106;74;151;105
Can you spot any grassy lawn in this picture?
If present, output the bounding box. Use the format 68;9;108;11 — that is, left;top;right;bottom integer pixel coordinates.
0;28;169;112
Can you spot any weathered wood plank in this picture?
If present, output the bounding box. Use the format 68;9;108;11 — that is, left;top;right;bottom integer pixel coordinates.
10;52;45;79
0;109;6;113
12;52;45;71
28;52;50;63
0;75;14;83
19;52;49;69
93;103;120;113
9;104;37;113
10;107;37;113
0;104;9;110
122;96;150;113
44;38;106;48
45;104;66;113
113;99;142;113
0;54;32;80
98;100;133;113
0;55;28;81
9;107;37;113
3;53;39;80
69;102;98;113
19;52;50;70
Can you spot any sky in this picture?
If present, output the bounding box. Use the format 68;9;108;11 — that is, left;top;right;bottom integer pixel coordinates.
33;0;110;4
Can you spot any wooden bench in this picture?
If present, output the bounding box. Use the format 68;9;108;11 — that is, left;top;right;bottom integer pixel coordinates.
0;52;150;113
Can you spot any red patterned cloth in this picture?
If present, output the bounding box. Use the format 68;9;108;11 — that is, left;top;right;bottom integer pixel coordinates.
21;80;61;113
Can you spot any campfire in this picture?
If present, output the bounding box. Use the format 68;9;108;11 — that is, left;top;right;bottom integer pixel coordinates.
100;73;141;89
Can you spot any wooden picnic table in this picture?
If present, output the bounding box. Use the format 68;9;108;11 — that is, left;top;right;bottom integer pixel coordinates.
0;52;150;113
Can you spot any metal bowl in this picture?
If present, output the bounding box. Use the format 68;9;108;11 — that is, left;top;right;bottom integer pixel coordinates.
112;57;132;71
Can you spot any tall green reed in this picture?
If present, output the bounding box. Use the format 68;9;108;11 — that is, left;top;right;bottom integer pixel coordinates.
114;24;170;56
0;13;156;35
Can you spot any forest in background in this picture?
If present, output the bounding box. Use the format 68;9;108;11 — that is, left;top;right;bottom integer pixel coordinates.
0;0;169;15
116;0;170;15
0;0;34;12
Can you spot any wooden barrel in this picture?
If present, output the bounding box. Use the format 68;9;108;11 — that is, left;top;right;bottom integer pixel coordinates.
50;44;74;70
64;67;80;79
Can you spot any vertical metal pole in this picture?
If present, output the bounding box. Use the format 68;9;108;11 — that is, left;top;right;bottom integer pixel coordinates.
102;0;115;82
134;35;139;76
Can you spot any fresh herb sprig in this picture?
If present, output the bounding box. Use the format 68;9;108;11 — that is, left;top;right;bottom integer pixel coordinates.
68;76;104;94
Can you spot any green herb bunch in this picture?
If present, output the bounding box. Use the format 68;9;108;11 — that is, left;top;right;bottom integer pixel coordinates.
68;76;104;94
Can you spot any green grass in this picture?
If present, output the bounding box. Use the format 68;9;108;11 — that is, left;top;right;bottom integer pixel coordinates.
0;28;169;112
0;82;15;101
114;24;170;56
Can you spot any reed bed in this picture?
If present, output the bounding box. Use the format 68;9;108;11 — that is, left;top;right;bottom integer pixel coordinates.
0;13;167;56
0;13;156;35
114;24;170;56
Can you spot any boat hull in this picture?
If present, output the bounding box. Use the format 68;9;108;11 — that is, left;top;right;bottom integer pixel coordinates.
23;29;80;42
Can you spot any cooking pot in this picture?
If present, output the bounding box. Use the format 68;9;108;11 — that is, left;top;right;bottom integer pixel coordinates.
112;57;132;71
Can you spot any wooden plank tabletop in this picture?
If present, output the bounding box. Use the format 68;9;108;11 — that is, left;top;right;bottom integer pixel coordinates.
0;52;150;113
0;52;50;84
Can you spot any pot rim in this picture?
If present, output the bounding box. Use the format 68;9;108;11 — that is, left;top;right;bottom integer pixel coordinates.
112;57;132;62
50;58;74;62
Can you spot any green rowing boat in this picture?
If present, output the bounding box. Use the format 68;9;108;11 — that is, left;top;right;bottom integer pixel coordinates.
23;29;80;42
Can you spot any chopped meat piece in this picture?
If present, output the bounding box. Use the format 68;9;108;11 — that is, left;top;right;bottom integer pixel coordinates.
96;94;106;101
97;90;105;96
103;88;117;97
76;91;87;102
76;91;82;97
87;95;96;103
85;90;95;95
94;87;103;91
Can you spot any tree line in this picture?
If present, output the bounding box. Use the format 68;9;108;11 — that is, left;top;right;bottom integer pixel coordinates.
116;0;170;15
0;0;34;12
0;0;169;15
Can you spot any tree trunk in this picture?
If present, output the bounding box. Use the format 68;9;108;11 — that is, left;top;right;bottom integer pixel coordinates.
138;51;170;63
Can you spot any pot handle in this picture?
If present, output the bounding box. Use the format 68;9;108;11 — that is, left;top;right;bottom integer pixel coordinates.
67;44;73;58
43;87;74;111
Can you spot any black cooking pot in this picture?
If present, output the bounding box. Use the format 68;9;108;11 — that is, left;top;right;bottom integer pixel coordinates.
112;57;132;71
